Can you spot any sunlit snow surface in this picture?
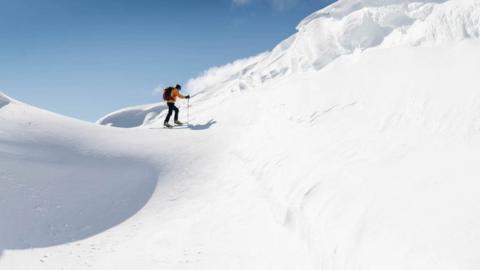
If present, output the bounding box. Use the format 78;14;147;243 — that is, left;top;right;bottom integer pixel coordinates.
2;0;480;269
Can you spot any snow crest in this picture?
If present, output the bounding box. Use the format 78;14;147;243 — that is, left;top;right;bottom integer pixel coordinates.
187;0;480;96
0;100;159;250
0;92;11;108
97;103;167;128
102;0;480;127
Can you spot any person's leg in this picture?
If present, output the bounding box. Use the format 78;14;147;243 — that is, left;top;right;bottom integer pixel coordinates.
164;103;174;124
173;104;179;122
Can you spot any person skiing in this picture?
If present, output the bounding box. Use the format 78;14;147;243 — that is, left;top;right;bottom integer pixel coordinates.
163;84;190;128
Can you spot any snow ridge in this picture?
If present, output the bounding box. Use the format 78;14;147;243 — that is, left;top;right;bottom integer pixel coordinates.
187;0;480;97
96;103;167;128
0;92;11;108
101;0;480;128
0;99;160;250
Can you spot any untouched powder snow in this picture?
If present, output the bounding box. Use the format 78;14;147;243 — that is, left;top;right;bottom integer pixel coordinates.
3;0;480;269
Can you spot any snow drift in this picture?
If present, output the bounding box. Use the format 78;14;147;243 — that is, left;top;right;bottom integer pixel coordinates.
0;92;11;108
0;99;158;250
3;0;480;269
96;103;167;128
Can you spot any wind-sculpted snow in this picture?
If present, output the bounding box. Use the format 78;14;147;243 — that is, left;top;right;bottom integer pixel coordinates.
5;0;480;269
0;101;159;251
107;0;480;127
97;103;167;128
384;0;480;45
96;40;480;270
228;41;480;269
0;92;11;108
187;0;480;97
298;0;447;24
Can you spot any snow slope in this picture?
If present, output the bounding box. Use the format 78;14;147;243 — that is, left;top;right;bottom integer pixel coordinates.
0;93;310;269
0;93;158;249
3;0;480;269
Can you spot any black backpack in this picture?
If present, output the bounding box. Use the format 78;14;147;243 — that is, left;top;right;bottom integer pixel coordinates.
163;87;174;101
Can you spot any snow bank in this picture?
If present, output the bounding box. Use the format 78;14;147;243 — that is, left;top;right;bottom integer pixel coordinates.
96;103;167;128
233;41;480;269
0;100;159;250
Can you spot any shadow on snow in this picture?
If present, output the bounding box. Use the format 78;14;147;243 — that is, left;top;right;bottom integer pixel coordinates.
186;119;217;130
0;140;158;251
151;120;217;131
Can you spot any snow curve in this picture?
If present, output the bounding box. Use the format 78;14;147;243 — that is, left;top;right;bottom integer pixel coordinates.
0;147;157;249
96;103;167;128
0;92;11;108
0;101;159;250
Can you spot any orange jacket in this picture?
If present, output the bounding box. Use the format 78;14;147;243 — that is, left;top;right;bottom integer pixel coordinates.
167;88;186;103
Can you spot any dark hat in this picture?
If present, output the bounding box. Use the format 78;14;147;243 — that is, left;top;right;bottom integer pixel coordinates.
175;84;182;90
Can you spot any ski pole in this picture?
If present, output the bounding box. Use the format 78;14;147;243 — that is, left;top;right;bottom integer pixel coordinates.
187;97;190;125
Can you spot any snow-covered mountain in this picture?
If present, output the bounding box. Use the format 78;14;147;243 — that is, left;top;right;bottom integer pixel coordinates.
2;0;480;269
186;0;480;102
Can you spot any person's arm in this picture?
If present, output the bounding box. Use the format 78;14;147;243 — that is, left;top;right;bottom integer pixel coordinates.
178;91;190;99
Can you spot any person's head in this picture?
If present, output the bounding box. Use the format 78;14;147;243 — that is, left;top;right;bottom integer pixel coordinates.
175;84;182;90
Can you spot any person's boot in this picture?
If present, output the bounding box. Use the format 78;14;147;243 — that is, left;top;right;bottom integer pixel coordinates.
174;120;183;126
164;122;173;128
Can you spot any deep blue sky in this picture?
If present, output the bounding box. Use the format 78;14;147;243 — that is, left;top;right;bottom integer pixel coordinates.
0;0;334;121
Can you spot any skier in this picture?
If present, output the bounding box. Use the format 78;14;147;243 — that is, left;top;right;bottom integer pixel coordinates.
163;84;190;128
